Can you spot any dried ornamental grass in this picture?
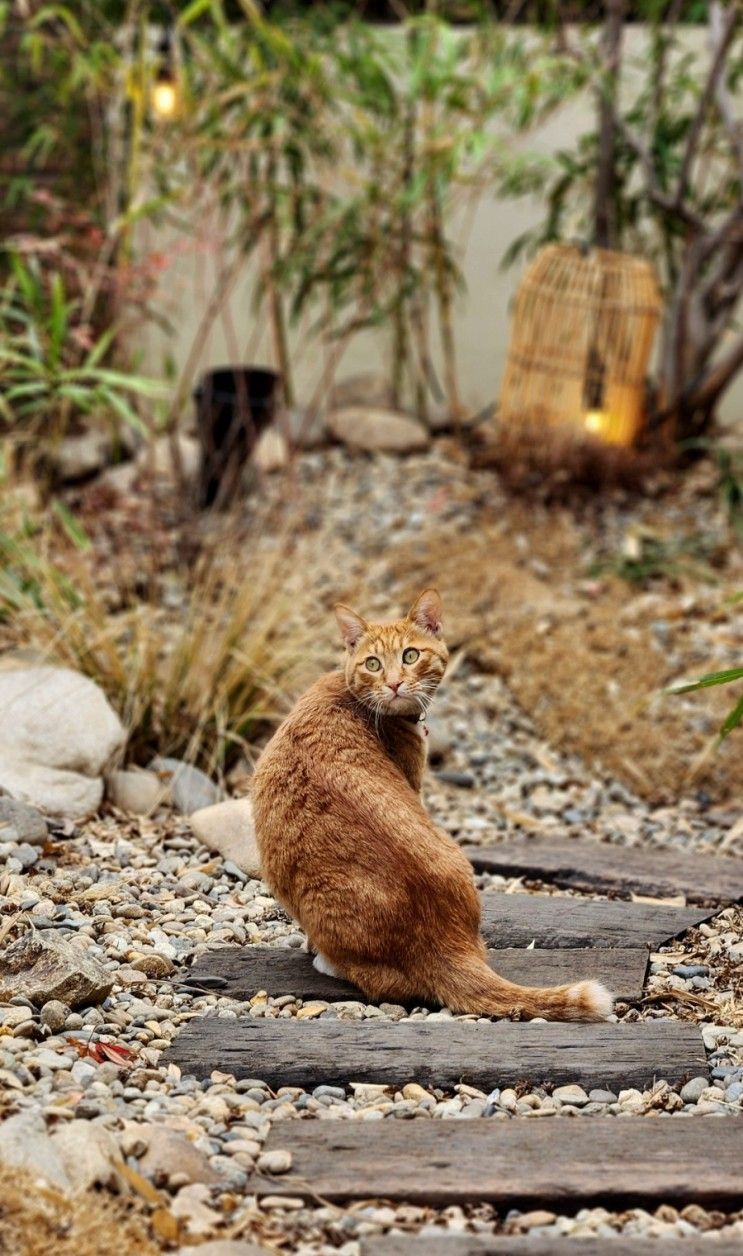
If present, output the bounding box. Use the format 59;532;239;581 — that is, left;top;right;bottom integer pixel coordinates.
0;530;320;776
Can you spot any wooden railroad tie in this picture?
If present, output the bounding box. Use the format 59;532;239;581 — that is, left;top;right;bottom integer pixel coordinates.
477;892;712;950
361;1238;743;1256
246;1117;743;1208
179;945;649;1004
464;840;743;907
164;1018;707;1091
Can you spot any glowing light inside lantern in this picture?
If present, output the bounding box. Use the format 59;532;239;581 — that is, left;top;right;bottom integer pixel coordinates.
151;77;178;118
584;409;609;436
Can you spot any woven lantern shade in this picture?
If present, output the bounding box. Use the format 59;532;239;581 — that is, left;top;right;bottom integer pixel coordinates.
499;244;662;448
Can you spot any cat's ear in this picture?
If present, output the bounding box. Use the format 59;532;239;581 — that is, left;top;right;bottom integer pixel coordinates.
335;603;369;650
407;588;443;638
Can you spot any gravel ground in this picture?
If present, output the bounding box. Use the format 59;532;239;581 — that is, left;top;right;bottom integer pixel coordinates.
1;444;742;1251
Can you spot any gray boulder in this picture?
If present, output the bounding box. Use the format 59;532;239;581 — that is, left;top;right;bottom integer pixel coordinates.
0;929;113;1007
150;757;219;815
0;797;48;844
326;406;429;454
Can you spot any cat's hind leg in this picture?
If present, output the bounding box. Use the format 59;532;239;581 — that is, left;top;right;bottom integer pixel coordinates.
312;952;342;979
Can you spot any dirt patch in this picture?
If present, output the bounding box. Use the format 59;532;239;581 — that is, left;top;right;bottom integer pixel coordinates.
389;505;742;806
0;1164;158;1256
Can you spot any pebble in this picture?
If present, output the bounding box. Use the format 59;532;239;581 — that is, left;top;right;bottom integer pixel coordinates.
436;770;475;789
552;1085;589;1107
680;1077;710;1104
39;1001;69;1033
257;1149;293;1174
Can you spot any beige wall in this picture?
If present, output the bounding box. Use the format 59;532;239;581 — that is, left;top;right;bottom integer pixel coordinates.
133;26;742;430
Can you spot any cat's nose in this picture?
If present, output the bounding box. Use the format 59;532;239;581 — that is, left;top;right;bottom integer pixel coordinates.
386;680;402;694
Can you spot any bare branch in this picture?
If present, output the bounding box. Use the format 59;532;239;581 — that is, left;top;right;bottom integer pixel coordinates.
675;0;739;206
649;0;685;138
710;0;743;185
692;333;743;412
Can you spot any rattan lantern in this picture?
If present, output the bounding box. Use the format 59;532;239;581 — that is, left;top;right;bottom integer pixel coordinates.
499;244;662;448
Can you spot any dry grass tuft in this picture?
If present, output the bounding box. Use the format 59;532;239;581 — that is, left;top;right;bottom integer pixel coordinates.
473;418;667;501
0;1163;158;1256
0;524;320;776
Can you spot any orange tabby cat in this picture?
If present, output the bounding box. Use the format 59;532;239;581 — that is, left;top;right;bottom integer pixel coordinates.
252;589;612;1021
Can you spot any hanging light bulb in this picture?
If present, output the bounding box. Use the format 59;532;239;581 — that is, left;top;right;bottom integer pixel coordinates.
151;29;179;119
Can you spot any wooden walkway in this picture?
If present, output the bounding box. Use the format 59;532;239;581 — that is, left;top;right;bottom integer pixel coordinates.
168;835;739;1237
465;840;743;906
248;1118;743;1207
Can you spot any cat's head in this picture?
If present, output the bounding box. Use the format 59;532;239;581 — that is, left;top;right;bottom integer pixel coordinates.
334;589;448;718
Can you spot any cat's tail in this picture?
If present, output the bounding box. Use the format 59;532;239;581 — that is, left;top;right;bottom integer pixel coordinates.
433;953;613;1023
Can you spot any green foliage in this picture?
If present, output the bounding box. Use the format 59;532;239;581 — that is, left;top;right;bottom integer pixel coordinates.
667;662;743;741
0;251;164;461
156;5;586;415
683;440;743;541
591;528;719;587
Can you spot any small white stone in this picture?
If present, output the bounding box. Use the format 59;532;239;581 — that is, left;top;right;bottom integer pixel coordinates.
257;1149;293;1175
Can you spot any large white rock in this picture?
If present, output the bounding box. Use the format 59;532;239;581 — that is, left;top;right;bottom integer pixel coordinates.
0;757;103;817
0;666;125;776
326;406;430;454
189;797;261;878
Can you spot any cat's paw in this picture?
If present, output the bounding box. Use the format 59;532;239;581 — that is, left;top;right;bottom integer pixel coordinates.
312;952;341;979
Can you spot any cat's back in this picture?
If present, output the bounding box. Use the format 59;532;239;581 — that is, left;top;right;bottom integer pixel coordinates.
252;671;380;806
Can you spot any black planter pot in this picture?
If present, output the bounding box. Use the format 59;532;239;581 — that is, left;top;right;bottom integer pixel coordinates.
194;366;279;508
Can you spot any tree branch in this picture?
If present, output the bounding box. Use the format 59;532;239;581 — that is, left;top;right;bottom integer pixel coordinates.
692;333;743;412
675;0;739;207
710;0;743;186
593;0;624;249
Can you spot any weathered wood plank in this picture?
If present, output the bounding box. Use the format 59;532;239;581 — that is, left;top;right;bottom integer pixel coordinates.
165;1018;706;1091
362;1240;743;1256
465;841;743;906
249;1117;742;1208
180;946;648;1003
479;893;712;950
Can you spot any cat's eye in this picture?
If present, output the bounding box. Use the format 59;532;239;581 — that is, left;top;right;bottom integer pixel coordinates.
402;647;420;664
365;656;382;672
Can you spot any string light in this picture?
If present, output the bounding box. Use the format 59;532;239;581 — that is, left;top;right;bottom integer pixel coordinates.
151;30;179;120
